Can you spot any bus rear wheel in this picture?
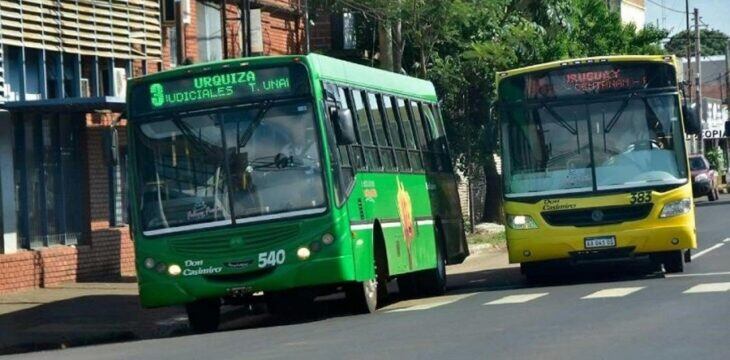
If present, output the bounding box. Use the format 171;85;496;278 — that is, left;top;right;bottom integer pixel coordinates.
417;231;447;296
185;298;221;333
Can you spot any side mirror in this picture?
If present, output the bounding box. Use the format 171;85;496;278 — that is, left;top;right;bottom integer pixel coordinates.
682;104;701;135
332;108;357;145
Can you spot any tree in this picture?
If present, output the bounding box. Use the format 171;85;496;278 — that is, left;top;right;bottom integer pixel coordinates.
312;0;668;223
665;29;729;57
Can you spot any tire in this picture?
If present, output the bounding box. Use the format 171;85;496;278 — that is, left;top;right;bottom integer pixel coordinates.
662;250;685;273
345;277;379;314
417;226;447;296
185;299;221;333
397;273;420;298
347;230;388;314
521;261;548;283
709;185;718;201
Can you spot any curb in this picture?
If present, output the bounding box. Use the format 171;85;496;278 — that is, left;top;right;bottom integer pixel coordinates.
468;243;507;255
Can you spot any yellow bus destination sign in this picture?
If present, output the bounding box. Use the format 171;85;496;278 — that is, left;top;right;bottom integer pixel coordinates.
132;65;307;114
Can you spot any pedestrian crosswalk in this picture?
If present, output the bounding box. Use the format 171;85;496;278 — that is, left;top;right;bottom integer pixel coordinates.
484;293;548;305
581;287;644;299
683;282;730;294
383;281;730;314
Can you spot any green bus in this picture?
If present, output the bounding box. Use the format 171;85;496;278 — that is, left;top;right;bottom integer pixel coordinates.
127;54;468;332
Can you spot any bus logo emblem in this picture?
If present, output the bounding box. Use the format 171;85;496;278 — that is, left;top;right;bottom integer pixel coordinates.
591;209;604;222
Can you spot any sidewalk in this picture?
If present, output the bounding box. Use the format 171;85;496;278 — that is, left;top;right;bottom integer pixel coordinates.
0;282;186;355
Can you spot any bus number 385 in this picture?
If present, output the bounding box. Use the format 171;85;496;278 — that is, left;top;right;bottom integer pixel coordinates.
258;250;286;268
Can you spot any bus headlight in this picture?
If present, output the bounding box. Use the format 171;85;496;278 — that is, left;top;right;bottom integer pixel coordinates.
143;258;156;269
507;215;538;230
167;264;182;276
659;198;692;218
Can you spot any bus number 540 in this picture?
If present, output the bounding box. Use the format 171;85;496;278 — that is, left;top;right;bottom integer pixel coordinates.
258;250;286;268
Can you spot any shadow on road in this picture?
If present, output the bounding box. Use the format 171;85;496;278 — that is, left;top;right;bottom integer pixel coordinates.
0;294;183;355
0;257;669;355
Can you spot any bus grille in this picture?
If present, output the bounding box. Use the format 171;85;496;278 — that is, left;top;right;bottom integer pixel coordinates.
541;204;653;227
168;224;301;256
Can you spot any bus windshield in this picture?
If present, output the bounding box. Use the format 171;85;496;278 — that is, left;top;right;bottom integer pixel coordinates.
134;100;326;234
502;93;688;197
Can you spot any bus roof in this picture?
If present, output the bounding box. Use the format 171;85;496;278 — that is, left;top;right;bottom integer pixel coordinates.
128;53;438;103
496;55;678;83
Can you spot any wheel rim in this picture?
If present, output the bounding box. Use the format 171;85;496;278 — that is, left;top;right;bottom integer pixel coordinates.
364;278;377;302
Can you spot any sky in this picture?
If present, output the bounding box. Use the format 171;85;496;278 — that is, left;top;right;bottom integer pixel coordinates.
645;0;730;36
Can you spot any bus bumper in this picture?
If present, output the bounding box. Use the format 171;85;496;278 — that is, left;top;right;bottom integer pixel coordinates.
507;218;697;264
137;255;355;308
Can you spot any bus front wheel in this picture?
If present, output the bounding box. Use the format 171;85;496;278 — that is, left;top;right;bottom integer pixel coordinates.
653;250;685;273
185;298;221;333
345;277;379;314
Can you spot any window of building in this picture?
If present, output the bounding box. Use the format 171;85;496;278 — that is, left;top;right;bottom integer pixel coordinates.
14;114;86;249
196;1;223;62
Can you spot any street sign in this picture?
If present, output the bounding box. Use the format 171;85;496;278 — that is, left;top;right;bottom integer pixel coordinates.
702;98;728;139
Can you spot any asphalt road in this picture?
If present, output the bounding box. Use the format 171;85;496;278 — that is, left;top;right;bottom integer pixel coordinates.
10;196;730;360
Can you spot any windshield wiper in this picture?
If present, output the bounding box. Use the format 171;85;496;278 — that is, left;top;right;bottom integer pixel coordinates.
540;101;577;135
605;92;641;133
237;100;274;149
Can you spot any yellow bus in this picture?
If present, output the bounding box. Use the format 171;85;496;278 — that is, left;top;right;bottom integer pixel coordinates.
496;55;700;278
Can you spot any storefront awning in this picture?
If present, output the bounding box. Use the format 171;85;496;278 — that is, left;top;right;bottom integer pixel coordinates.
2;97;126;112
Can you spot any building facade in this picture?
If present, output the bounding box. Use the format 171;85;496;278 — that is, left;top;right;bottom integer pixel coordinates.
0;0;319;293
606;0;646;29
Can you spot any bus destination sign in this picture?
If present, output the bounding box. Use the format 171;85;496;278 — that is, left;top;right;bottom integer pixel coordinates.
131;65;307;114
563;69;647;93
500;62;675;103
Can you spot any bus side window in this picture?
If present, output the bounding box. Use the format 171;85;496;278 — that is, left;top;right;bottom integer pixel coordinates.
335;86;355;190
421;104;446;172
398;98;423;171
352;89;379;169
383;95;409;171
367;93;396;171
430;104;452;172
341;88;366;170
322;82;353;206
411;101;435;171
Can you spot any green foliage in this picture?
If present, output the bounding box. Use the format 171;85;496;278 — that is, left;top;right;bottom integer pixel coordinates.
706;147;725;171
314;0;669;220
665;29;729;57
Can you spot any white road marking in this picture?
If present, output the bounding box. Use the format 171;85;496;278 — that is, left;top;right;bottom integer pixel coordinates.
388;301;455;312
724;238;730;243
581;287;644;299
484;293;548;305
666;271;730;278
386;293;475;313
691;243;725;260
683;282;730;294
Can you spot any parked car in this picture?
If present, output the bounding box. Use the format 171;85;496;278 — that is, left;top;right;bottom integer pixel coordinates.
689;155;720;201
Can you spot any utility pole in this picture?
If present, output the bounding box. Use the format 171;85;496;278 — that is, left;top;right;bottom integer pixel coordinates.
695;8;704;153
726;40;730;137
685;0;692;104
303;0;311;54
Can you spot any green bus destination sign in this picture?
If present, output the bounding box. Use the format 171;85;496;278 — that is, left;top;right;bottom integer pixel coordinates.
131;65;308;114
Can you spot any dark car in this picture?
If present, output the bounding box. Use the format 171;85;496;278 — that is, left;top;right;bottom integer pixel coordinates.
689;155;720;201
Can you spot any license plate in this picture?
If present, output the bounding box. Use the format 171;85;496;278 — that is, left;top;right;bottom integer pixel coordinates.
584;236;616;249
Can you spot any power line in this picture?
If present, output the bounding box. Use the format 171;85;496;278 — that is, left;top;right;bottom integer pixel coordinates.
647;0;686;14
